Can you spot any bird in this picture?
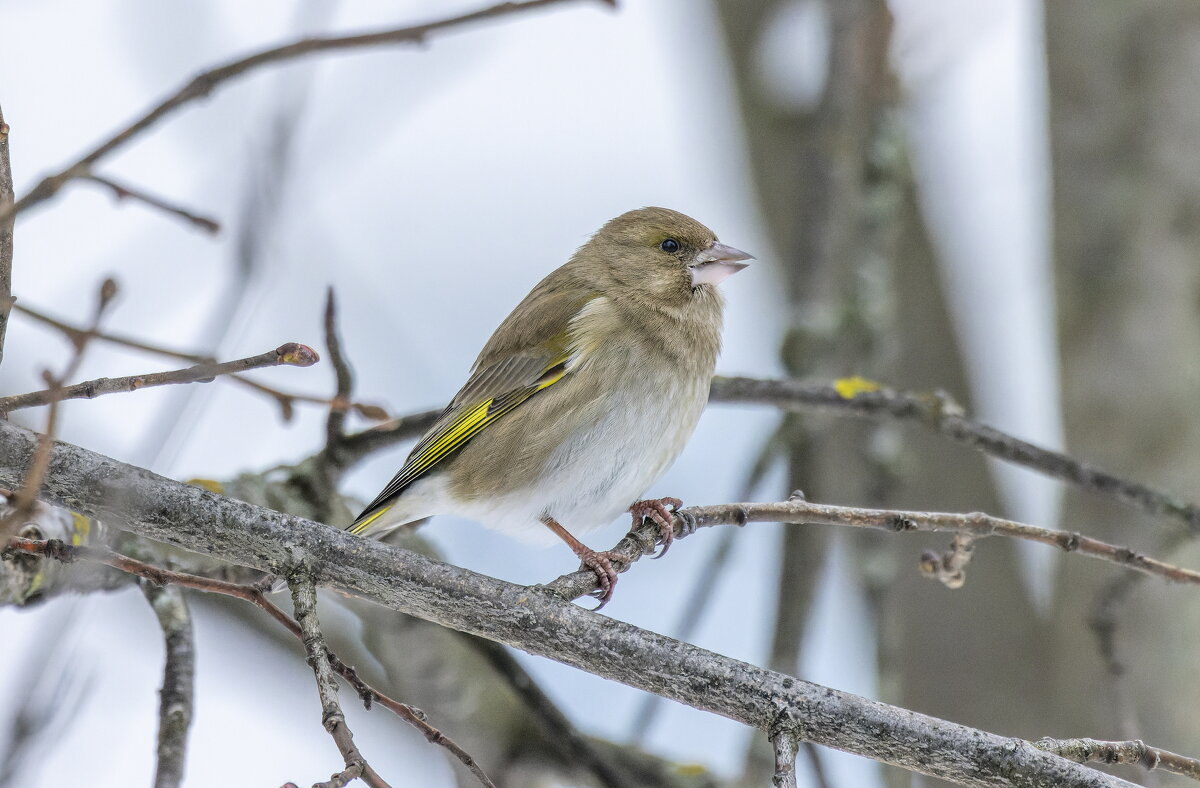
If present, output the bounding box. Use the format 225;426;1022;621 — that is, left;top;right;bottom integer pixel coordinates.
349;207;751;607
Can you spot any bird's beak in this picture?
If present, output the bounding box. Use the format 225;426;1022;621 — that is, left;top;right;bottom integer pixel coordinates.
689;242;754;286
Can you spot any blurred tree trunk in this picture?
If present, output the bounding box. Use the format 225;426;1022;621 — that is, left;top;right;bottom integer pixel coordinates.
714;2;1055;786
1046;0;1200;768
712;2;899;782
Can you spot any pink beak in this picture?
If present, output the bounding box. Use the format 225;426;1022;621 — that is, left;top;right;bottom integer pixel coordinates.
689;242;754;286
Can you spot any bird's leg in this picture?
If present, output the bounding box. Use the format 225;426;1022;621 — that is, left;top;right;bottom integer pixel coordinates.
540;515;630;609
628;497;683;559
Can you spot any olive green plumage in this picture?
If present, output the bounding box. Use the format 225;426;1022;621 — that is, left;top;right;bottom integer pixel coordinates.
351;207;751;557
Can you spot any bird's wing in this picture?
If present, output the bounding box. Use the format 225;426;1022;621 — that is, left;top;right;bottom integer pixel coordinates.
350;277;596;535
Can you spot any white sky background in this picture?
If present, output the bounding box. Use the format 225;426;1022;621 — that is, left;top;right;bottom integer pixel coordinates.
0;1;1056;786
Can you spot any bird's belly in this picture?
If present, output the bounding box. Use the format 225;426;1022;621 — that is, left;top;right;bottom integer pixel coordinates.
446;363;710;541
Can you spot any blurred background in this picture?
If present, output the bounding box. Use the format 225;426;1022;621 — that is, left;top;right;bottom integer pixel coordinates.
2;0;1198;786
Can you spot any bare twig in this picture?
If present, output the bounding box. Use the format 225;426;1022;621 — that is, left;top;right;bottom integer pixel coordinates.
140;582;194;788
0;342;319;413
323;288;353;449
13;302;388;423
1035;738;1200;782
79;174;219;234
289;571;391;788
0;423;1140;787
770;726;801;788
4;537;497;787
15;301;210;363
0;104;13;368
1;0;599;223
710;376;1200;535
2;280;116;541
542;498;1200;602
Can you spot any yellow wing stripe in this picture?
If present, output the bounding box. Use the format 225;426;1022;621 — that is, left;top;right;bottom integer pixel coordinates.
349;356;572;534
349;505;392;535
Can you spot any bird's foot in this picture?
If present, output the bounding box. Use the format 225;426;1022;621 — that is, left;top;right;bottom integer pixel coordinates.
576;547;633;610
629;496;683;559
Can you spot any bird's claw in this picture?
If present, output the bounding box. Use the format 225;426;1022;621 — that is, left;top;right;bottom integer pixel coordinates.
578;548;631;610
629;497;683;559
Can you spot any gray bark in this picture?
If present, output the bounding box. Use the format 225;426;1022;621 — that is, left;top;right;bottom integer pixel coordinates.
0;419;1135;787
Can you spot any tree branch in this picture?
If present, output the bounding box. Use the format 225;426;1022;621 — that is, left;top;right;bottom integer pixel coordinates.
140;582;194;788
79;174;220;234
3;536;496;787
0;420;1138;787
542;498;1200;603
0;104;13;369
1035;738;1200;782
0;342;319;413
710;376;1200;535
12;301;387;422
288;571;390;788
1;279;116;542
0;0;601;224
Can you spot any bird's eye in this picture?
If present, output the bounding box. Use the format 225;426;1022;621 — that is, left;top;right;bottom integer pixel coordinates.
660;238;681;254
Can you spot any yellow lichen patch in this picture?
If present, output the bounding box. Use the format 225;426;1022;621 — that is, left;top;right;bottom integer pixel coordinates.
187;478;225;494
673;764;710;777
834;375;882;399
70;512;92;546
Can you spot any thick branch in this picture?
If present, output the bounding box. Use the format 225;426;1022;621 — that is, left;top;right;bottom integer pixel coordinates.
3;536;496;786
141;582;194;788
0;420;1136;787
1;0;597;223
0;342;319;412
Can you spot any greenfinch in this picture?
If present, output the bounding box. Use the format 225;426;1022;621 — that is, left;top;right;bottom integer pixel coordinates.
351;207;752;606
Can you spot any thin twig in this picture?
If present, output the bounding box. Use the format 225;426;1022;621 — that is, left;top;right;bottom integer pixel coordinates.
0;104;13;368
769;726;800;788
1;0;599;223
140;582;194;788
79;174;219;234
710;376;1200;535
541;498;1200;602
288;571;390;788
12;301;387;423
323;288;353;453
4;537;497;788
2;280;116;541
0;342;319;412
1035;737;1200;782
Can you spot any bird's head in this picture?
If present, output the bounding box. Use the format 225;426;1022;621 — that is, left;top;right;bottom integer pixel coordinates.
579;207;753;306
